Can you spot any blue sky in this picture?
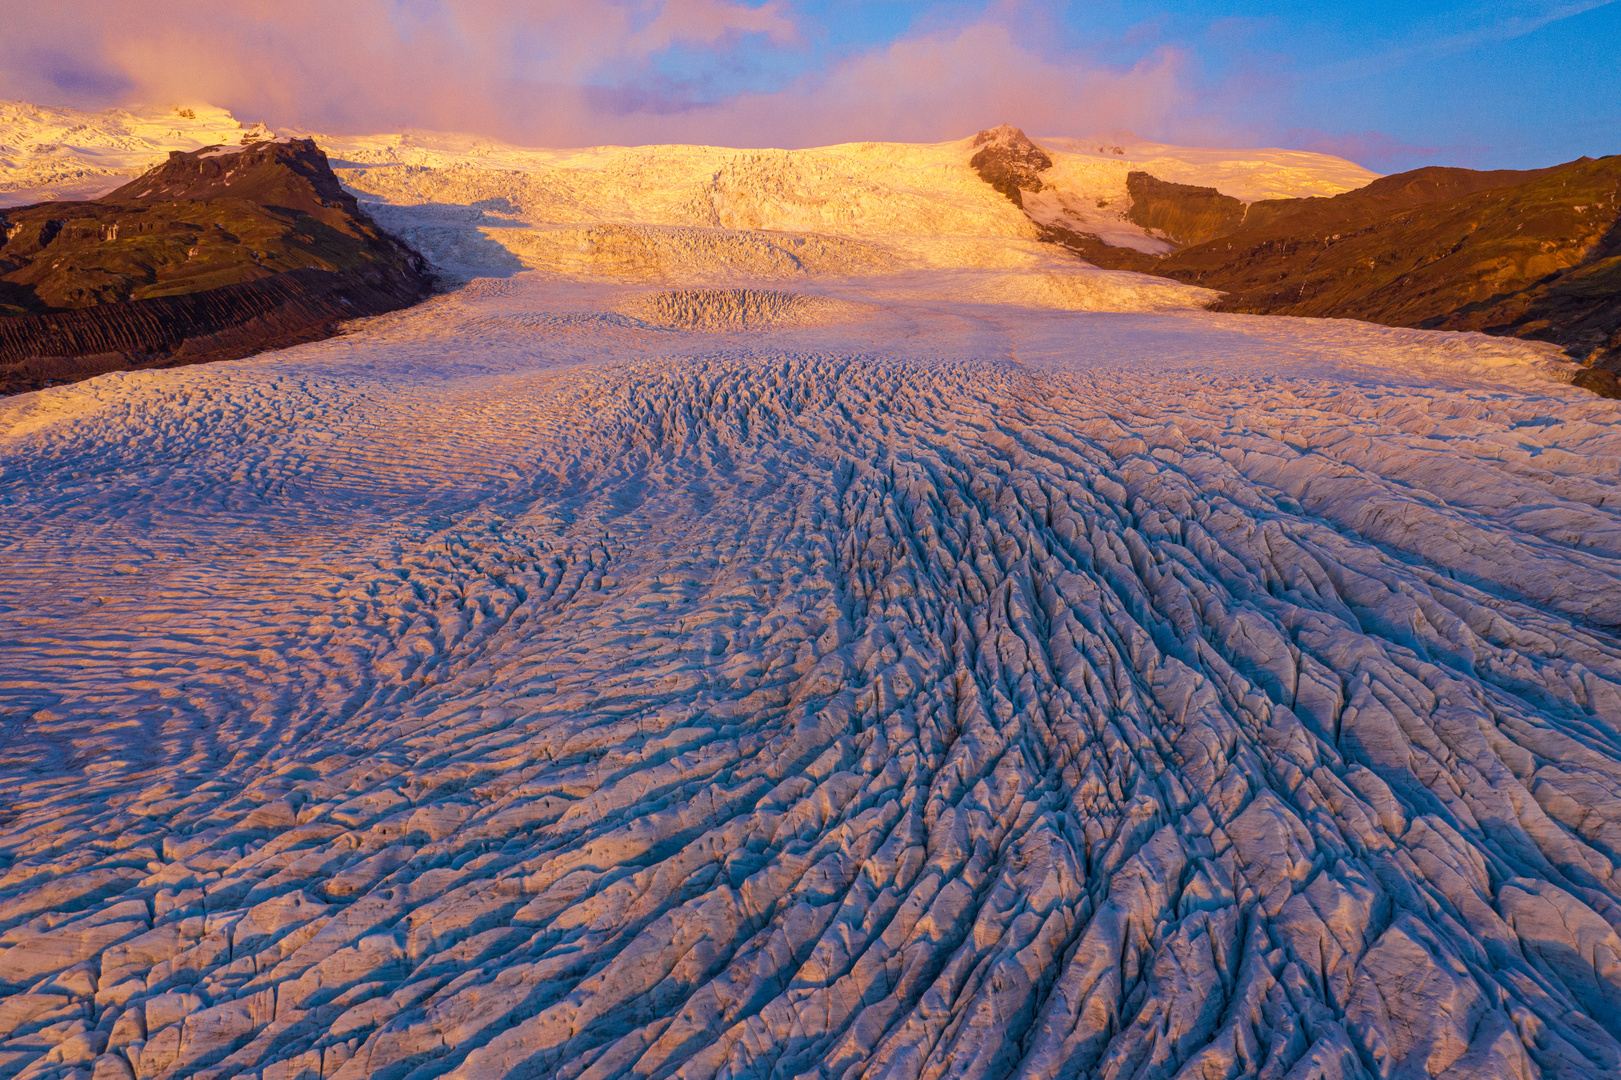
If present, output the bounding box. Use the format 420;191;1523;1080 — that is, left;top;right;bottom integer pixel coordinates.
3;1;1617;170
1047;0;1621;168
634;0;1621;169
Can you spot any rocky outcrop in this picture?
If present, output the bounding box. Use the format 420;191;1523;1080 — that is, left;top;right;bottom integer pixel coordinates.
1123;171;1246;246
1033;221;1161;273
0;138;432;394
0;266;430;392
969;124;1052;208
1164;156;1621;397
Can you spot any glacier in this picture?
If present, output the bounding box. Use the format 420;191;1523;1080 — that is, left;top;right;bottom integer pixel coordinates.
1;111;1620;1080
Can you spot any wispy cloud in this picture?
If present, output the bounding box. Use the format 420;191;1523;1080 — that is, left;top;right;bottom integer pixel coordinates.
0;0;1609;168
1314;0;1618;83
0;1;803;136
0;0;1202;148
602;20;1197;147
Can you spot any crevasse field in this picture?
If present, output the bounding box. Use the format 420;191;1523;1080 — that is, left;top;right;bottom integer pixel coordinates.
4;113;1621;1080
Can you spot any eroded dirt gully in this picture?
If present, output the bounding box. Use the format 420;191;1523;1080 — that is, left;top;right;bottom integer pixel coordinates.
2;291;1621;1080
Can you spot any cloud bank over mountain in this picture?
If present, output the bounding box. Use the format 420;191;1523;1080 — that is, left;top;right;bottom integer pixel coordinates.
1;2;1618;187
0;1;1197;152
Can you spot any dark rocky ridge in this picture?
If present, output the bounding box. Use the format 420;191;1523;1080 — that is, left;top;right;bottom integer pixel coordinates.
0;138;432;395
1124;172;1246;246
1151;155;1621;396
969;124;1052;209
968;125;1621;397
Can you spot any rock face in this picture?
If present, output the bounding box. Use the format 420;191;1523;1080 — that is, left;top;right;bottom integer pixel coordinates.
969;125;1053;208
0;139;432;394
1123;171;1247;246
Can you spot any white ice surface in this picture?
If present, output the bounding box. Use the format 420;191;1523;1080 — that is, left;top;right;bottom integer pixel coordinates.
309;128;1375;280
5;105;1621;1080
3;261;1621;1080
0;100;1376;268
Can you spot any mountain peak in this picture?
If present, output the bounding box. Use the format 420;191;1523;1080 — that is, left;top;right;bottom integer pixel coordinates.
106;138;355;214
971;123;1035;148
969;125;1052;208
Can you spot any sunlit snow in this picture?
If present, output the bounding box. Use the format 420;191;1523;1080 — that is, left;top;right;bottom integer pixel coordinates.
0;101;273;206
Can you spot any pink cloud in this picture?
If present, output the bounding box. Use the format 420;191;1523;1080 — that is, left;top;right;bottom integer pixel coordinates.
626;0;798;55
0;1;1201;149
628;21;1197;147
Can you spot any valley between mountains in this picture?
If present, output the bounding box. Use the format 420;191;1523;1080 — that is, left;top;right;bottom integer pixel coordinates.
1;104;1620;1080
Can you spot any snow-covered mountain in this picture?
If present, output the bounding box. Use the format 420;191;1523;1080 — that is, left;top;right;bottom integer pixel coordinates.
1042;131;1381;202
306;121;1374;283
0;100;1375;299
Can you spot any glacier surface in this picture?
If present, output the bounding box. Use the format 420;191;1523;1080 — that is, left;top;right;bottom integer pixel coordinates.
1;114;1620;1080
2;275;1620;1080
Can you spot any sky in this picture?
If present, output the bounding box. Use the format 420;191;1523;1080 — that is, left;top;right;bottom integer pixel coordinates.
1;0;1617;171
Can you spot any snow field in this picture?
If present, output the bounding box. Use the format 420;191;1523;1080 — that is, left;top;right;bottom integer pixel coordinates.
0;102;271;207
321;129;1363;302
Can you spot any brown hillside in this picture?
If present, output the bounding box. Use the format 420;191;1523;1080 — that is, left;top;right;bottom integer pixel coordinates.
0;138;432;394
1125;172;1246;246
1013;145;1621;395
1156;157;1619;339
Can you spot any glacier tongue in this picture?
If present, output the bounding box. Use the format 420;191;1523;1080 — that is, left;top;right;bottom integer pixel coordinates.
1;279;1620;1080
